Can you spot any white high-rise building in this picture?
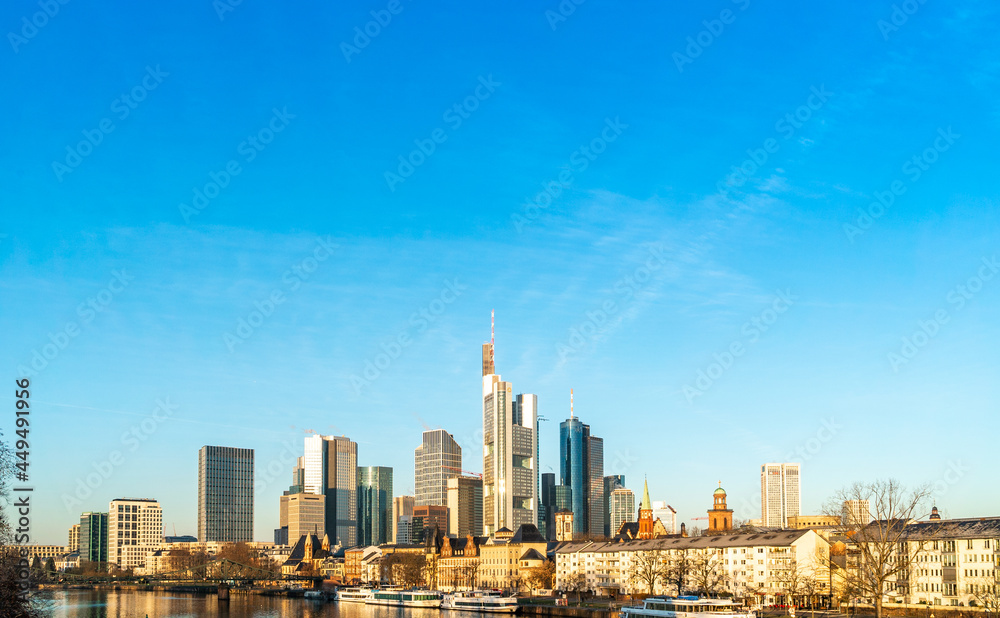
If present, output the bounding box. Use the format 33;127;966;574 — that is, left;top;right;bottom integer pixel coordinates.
609;487;635;537
301;434;358;547
415;429;462;507
108;498;162;570
843;499;871;526
652;500;677;534
760;463;800;528
481;313;538;536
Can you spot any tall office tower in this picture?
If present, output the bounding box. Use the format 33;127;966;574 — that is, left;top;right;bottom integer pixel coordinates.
287;493;325;542
448;475;484;537
761;463;801;528
609;487;635;536
481;313;538;535
414;429;462;507
79;512;108;564
290;456;305;493
197;445;254;543
108;498;162;570
358;466;393;546
652;500;677;534
843;499;871;526
393;495;415;543
603;475;626;537
413;504;449;539
68;524;80;553
559;394;604;537
303;434;358;547
587;436;604;537
540;473;556;540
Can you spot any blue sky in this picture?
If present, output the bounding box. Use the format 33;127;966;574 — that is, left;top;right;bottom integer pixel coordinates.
1;0;998;544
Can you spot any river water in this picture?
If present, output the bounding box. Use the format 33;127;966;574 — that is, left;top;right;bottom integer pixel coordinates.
38;590;452;618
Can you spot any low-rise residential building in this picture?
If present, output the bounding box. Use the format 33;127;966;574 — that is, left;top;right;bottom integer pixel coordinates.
555;529;830;602
850;516;1000;608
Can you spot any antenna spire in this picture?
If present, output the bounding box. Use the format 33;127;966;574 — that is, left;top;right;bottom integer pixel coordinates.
570;388;574;420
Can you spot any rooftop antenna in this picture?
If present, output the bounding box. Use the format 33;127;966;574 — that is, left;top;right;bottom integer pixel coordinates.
570;388;574;420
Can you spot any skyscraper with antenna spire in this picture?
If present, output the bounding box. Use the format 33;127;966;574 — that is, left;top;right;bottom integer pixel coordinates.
481;311;538;535
559;389;604;537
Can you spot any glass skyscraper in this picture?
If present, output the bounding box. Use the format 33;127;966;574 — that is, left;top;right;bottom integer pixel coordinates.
358;465;393;545
198;445;254;542
559;415;604;537
79;512;108;564
414;429;461;507
302;434;358;547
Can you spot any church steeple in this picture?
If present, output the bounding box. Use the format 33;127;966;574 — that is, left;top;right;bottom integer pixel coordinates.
637;476;655;539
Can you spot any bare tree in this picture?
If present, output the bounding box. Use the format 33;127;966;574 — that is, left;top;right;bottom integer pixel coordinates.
629;549;668;595
689;551;724;596
526;561;555;592
969;570;1000;618
0;428;43;618
824;479;933;618
664;549;693;595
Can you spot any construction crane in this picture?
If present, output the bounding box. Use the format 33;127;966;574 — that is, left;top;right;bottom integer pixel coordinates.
443;466;483;480
690;516;708;521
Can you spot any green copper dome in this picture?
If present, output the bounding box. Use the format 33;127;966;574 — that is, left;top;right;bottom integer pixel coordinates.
714;486;726;495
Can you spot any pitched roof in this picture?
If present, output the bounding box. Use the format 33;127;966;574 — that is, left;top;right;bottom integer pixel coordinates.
557;530;815;553
509;524;546;544
520;548;546;561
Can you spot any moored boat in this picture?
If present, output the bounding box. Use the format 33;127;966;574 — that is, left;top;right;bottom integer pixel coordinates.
620;596;754;618
366;589;444;608
337;587;375;602
443;590;519;613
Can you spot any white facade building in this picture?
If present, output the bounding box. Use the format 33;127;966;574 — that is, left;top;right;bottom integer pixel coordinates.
555;529;828;601
609;488;635;537
761;463;800;528
652;500;677;535
108;498;163;570
482;329;538;536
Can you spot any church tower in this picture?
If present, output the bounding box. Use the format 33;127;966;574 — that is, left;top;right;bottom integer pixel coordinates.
707;482;733;534
637;478;655;539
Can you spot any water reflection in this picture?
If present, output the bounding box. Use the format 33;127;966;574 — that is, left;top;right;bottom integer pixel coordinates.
41;590;466;618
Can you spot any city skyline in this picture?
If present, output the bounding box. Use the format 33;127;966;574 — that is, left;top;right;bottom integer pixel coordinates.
4;0;1000;546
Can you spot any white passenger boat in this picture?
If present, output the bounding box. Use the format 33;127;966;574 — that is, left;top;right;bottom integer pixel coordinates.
443;590;519;613
366;589;444;608
336;587;375;602
620;596;754;618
